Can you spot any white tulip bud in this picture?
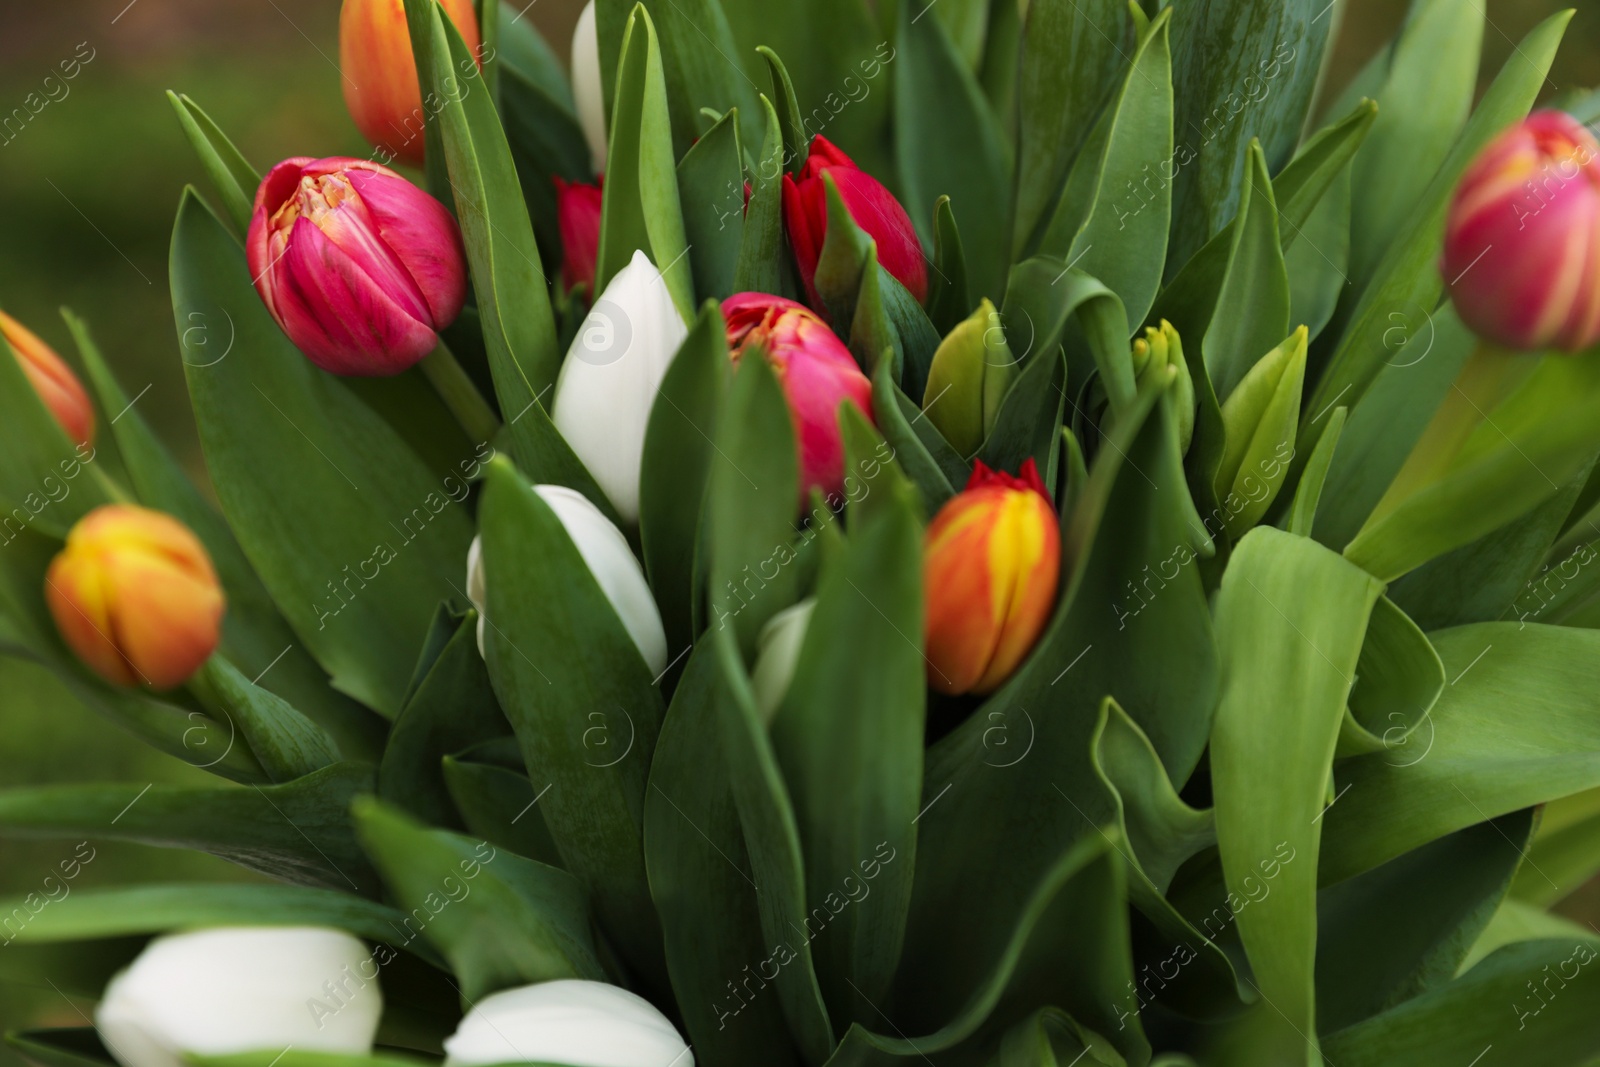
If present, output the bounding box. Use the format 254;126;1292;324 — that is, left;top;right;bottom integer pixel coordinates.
552;249;688;524
751;598;816;725
443;980;692;1067
467;485;667;676
572;0;608;173
95;927;381;1067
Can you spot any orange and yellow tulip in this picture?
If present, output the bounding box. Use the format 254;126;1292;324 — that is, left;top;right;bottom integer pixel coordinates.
923;459;1060;696
2;309;94;447
46;505;225;689
339;0;479;167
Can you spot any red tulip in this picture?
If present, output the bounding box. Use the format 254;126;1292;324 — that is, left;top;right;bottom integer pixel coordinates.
46;505;224;689
782;135;927;311
1442;110;1600;352
555;175;603;296
923;460;1060;696
1;309;94;446
339;0;480;167
247;156;468;376
722;293;875;499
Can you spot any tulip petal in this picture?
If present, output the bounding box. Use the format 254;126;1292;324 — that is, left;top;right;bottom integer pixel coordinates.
46;549;137;687
443;980;691;1067
347;167;467;329
572;1;607;173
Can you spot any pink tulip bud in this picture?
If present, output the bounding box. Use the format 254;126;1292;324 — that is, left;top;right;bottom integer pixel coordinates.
555;175;603;296
1442;110;1600;352
247;156;468;376
722;293;875;499
782;135;927;312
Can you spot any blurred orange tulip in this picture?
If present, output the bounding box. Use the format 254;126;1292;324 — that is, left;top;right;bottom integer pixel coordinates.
1;309;94;447
339;0;480;167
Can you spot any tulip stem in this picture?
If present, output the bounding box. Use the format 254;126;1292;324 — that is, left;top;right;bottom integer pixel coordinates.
419;342;501;445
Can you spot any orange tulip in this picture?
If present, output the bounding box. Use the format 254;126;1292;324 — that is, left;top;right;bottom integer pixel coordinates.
1;309;94;447
923;459;1060;696
46;505;225;689
339;0;480;167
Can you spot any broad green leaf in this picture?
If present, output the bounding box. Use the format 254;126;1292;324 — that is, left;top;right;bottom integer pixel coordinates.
769;411;924;1022
440;749;562;868
1209;527;1384;1064
1038;10;1174;330
1512;786;1600;906
927;196;972;336
1000;260;1135;418
815;174;877;332
67;311;382;761
1012;0;1132;258
171;192;473;719
1320;623;1600;885
1200;144;1290;403
594;5;693;319
978;345;1066;482
758;47;807;175
640;302;728;660
895;3;1009;303
165;92;258;237
496;3;573;107
1166;0;1335;268
1459;897;1594;974
872;358;965;515
0;764;379;894
378;607;511;830
736;95;794;298
400;0;454;203
478;458;665;986
1315;810;1533;1032
1285;163;1350;342
352;797;605;1000
644;645;805;1067
1321;937;1600;1066
677;111;745;302
1346;0;1483;290
1338;594;1443;757
499;65;593;259
1301;10;1572;457
1213;326;1306;538
1284;405;1345;537
637;0;760;159
189;655;339;783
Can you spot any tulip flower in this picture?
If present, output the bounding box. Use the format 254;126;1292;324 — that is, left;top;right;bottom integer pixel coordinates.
552;250;688;524
96;927;381;1067
723;292;875;499
783;135;927;309
556;176;604;296
922;299;1016;457
1;309;94;446
923;459;1060;696
338;0;480;167
247;156;468;376
444;980;692;1067
1442;110;1600;352
466;485;668;675
572;1;607;173
46;505;224;689
751;597;816;724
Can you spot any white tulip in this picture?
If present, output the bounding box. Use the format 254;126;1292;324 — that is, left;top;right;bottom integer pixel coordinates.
572;0;608;172
552;249;688;525
444;980;692;1067
95;927;380;1067
467;485;668;676
751;598;816;724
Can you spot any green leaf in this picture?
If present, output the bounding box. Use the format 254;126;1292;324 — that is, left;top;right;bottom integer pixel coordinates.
594;5;694;320
926;196;972;336
1512;786;1600;907
1315;810;1534;1033
677;111;745;302
165;92;258;237
188;654;339;783
477;458;665;985
352;797;605;1000
769;411;924;1021
67;311;383;761
441;749;563;868
736;95;794;298
1038;9;1174;330
1012;0;1133;258
640;0;760;159
1166;0;1335;268
644;644;805;1067
1213;326;1306;537
1000;260;1135;418
1209;527;1385;1064
378;607;511;830
640;301;728;659
496;4;574;107
6;1030;114;1067
1283;405;1345;537
758;47;807;175
978;344;1066;481
1322;937;1600;1066
170;192;473;719
1320;623;1600;885
894;3;1010;302
1301;9;1572;456
1338;594;1443;758
0;764;379;894
1284;163;1350;342
499;65;594;258
872;358;964;516
1346;0;1484;290
1199;144;1290;403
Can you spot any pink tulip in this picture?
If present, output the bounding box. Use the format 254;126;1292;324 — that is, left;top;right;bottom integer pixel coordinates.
247;156;468;376
555;175;603;296
1442;110;1600;353
722;293;875;499
782;135;927;313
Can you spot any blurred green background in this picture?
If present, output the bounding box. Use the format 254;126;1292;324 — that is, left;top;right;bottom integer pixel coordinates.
0;0;1596;1054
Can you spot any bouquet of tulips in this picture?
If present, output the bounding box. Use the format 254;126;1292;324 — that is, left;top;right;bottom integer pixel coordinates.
6;0;1600;1062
